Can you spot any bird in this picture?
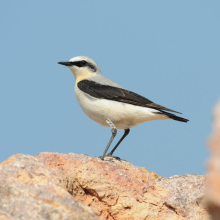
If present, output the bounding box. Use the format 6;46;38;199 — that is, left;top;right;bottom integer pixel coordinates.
58;56;189;160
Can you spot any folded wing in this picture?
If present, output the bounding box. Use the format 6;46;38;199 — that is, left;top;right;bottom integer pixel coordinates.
78;79;181;114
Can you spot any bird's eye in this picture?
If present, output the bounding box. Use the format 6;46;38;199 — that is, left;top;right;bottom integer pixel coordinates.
81;60;87;66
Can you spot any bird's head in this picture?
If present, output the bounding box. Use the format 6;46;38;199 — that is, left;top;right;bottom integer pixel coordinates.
58;56;101;82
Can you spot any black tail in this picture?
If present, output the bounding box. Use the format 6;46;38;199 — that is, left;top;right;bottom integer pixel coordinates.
159;111;189;123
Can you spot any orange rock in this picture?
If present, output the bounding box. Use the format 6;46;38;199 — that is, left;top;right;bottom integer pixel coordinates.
206;99;220;219
0;152;210;220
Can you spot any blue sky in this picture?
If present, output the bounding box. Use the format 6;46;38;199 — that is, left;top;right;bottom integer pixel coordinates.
1;1;219;177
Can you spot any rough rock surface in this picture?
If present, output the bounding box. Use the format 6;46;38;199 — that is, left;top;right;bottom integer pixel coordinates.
206;99;220;219
0;154;104;220
0;152;210;220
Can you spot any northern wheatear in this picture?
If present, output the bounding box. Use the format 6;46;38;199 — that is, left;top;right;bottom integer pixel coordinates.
58;56;189;160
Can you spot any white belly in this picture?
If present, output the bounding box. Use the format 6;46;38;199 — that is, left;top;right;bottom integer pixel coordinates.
75;86;168;129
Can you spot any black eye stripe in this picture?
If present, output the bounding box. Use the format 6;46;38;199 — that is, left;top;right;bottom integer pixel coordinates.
69;61;85;67
70;61;96;72
87;62;96;72
81;60;87;65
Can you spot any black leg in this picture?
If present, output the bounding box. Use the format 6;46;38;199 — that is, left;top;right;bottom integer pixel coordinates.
100;128;117;160
107;129;130;156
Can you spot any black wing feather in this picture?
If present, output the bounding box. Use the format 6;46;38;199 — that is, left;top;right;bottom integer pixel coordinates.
77;80;182;114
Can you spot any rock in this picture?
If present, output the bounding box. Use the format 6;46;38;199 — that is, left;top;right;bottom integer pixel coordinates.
0;153;210;220
155;175;208;219
206;99;220;219
0;154;104;220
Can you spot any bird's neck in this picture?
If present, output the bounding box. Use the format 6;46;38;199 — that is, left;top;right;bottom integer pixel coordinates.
71;69;95;84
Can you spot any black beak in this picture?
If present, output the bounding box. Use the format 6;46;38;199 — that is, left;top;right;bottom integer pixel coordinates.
58;62;72;66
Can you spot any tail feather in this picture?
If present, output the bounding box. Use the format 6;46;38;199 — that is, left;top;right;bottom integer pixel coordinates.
159;111;189;123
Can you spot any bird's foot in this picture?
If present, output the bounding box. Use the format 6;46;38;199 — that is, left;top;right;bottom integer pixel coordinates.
106;154;121;161
98;156;105;160
97;155;120;161
97;155;126;162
